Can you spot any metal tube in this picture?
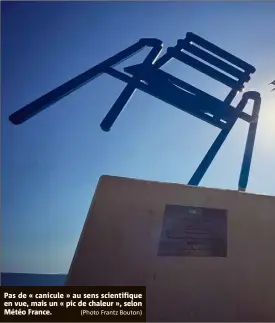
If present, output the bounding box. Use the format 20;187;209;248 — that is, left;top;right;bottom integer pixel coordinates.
9;39;163;125
188;92;251;186
100;45;163;131
238;91;261;191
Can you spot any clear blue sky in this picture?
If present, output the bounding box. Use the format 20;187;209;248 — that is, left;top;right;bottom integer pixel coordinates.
2;1;275;274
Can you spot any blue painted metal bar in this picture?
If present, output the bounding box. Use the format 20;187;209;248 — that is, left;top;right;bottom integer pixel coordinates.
176;40;250;81
238;92;261;191
100;45;163;131
167;47;243;90
9;38;163;125
100;84;137;132
106;67;226;129
184;32;256;74
188;92;255;186
122;65;253;123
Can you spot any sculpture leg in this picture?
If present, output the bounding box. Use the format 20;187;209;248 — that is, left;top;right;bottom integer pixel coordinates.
188;93;250;187
100;84;137;131
9;39;163;125
188;129;231;186
238;92;261;191
100;46;163;131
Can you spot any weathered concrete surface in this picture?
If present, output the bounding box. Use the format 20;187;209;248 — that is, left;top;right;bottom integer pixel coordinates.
67;175;275;322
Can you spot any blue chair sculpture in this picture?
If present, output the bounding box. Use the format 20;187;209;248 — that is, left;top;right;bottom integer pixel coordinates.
9;32;261;192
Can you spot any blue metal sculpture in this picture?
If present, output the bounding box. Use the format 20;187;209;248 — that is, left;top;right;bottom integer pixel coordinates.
9;32;261;192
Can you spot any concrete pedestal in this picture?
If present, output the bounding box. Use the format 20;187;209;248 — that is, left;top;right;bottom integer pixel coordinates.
67;175;275;322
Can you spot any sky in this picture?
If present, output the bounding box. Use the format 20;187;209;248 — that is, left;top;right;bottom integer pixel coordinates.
1;1;275;274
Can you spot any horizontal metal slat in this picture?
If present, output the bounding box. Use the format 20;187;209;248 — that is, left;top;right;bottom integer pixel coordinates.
179;41;250;82
185;32;256;73
168;48;242;90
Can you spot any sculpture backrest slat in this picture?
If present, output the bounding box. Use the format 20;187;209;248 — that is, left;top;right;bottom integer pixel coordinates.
168;48;244;89
185;32;256;74
166;32;256;93
177;41;249;81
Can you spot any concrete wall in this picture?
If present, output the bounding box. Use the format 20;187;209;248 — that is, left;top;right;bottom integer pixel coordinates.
67;175;275;322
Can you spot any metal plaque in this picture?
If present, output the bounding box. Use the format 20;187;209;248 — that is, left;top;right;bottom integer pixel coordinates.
158;205;227;257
